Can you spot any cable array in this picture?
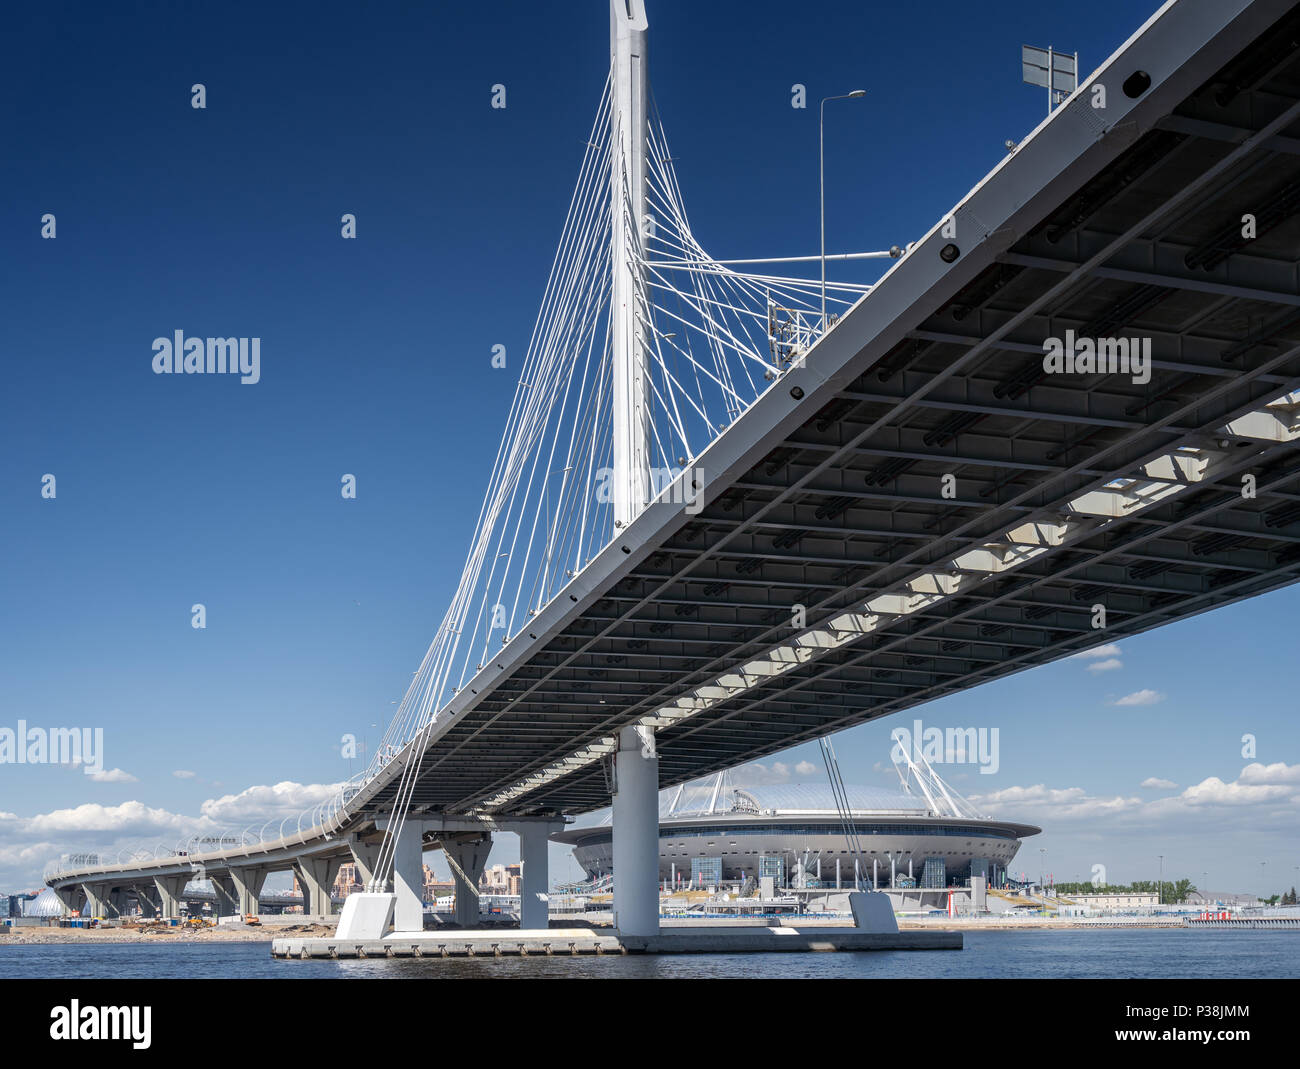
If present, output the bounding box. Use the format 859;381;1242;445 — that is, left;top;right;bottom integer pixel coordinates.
45;63;884;885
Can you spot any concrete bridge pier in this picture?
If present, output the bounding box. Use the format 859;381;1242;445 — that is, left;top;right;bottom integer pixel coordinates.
212;874;240;918
348;835;383;889
612;724;659;937
153;875;187;920
515;822;549;931
81;882;113;919
444;834;492;928
229;865;268;916
52;886;84;917
294;856;342;916
387;820;427;932
135;885;159;918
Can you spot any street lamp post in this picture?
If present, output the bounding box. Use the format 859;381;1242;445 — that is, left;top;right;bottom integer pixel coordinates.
820;90;866;333
1158;855;1164;906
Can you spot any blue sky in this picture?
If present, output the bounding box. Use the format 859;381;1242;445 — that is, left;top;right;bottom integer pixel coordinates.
1;0;1296;896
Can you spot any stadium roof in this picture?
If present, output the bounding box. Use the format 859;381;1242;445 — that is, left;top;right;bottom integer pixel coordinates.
664;782;930;818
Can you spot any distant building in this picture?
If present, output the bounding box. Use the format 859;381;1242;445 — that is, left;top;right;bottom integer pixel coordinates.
1187;890;1258;908
479;862;524;895
1068;892;1158;911
334;862;364;899
423;863;453;902
481;864;508;893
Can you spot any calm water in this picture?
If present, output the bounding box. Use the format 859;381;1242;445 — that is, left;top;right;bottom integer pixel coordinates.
1;929;1297;978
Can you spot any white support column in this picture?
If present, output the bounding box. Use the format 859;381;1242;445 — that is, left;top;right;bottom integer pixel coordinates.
612;724;659;937
391;821;426;933
610;0;651;528
517;824;550;931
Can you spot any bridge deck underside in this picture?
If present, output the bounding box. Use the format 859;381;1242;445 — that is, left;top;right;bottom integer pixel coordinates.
376;6;1300;818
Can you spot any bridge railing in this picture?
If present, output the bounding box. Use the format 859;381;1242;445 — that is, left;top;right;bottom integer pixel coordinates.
42;767;382;886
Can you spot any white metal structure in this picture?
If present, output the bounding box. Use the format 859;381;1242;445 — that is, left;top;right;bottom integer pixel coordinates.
611;0;652;529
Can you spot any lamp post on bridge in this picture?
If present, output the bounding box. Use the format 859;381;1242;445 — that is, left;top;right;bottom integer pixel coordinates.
820;90;866;334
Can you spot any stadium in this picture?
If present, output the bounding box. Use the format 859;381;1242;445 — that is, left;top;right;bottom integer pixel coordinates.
552;757;1040;891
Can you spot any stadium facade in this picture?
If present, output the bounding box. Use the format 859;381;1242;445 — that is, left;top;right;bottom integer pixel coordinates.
552;776;1039;890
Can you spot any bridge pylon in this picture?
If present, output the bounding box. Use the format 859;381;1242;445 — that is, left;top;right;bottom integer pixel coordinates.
612;724;659;936
610;0;651;528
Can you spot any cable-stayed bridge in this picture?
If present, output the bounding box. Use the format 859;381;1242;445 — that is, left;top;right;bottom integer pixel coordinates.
45;0;1300;939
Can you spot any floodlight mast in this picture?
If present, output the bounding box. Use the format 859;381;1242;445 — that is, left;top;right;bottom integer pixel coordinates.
610;0;651;529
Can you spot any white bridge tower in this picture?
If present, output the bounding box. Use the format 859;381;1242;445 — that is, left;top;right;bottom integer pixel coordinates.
610;0;652;529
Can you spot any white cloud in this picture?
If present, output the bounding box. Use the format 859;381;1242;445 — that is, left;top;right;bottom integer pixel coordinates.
732;761;791;785
971;783;1142;820
1179;777;1293;807
794;760;818;776
1237;762;1300;786
1087;658;1123;673
1070;643;1121;659
87;768;138;784
199;780;342;825
1112;689;1165;706
172;770;196;779
972;762;1300;831
25;801;195;838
